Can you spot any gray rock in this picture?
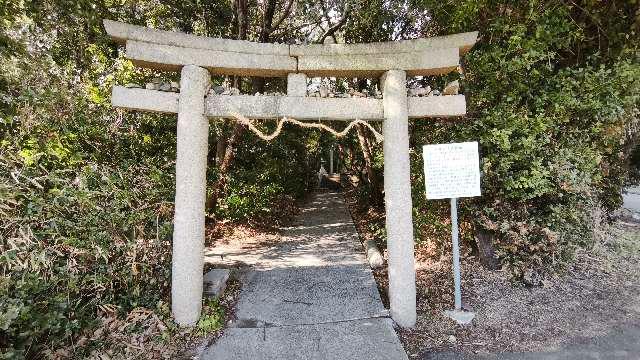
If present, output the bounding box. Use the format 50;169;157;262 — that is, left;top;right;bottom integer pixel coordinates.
145;83;157;90
365;239;385;269
125;83;140;88
170;81;180;89
430;89;441;96
408;86;430;97
159;82;171;91
319;84;329;98
443;80;459;95
212;85;226;94
204;269;230;297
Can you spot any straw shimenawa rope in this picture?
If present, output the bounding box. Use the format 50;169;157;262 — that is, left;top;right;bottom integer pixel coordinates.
230;112;384;142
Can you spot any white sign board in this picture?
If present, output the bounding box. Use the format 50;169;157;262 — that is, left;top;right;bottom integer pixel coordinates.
422;141;481;200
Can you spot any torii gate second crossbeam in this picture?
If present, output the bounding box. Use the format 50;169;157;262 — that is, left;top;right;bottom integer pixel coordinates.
104;19;477;328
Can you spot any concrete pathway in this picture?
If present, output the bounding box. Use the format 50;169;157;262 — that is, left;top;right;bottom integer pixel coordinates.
202;191;408;360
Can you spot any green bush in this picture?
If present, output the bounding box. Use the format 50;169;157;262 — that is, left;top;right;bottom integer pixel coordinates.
407;0;640;279
0;41;178;356
217;124;317;222
0;10;318;356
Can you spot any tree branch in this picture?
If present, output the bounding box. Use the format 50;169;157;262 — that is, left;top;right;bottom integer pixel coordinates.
270;0;296;34
259;0;278;42
318;1;351;43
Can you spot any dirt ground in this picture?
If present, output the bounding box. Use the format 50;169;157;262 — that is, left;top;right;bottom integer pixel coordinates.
343;189;640;358
401;225;640;358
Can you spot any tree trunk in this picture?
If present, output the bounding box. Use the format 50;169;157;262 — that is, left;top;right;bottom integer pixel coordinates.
337;144;346;174
355;123;382;205
215;136;226;166
206;0;288;215
475;228;500;270
206;123;245;211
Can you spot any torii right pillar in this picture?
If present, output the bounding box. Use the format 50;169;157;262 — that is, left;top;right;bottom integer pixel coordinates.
381;69;417;328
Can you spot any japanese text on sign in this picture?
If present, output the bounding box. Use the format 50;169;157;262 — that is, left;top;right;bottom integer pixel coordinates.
422;142;481;200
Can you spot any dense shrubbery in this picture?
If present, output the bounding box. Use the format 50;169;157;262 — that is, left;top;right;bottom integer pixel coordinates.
0;37;179;355
219;124;318;222
341;0;639;281
0;6;316;357
408;1;640;280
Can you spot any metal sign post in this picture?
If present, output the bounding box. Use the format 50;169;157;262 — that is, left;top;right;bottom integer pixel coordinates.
450;197;462;311
423;141;481;325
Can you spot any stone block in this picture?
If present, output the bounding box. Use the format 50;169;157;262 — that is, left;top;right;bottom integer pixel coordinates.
204;269;231;298
286;73;307;97
206;94;279;119
111;86;178;113
407;95;466;118
297;48;460;77
126;41;296;77
203;318;408;360
111;86;467;121
290;31;478;56
104;19;290;55
279;97;383;121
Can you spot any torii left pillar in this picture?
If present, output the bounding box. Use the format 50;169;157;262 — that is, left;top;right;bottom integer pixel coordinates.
172;65;211;325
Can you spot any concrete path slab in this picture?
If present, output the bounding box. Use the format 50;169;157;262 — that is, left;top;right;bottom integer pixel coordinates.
202;191;407;360
234;265;388;326
205;318;407;360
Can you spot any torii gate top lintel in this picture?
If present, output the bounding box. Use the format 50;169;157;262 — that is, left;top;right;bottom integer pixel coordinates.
104;19;478;330
104;19;477;78
105;20;477;121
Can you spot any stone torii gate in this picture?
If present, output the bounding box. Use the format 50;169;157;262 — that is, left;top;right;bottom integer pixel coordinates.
103;20;477;328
